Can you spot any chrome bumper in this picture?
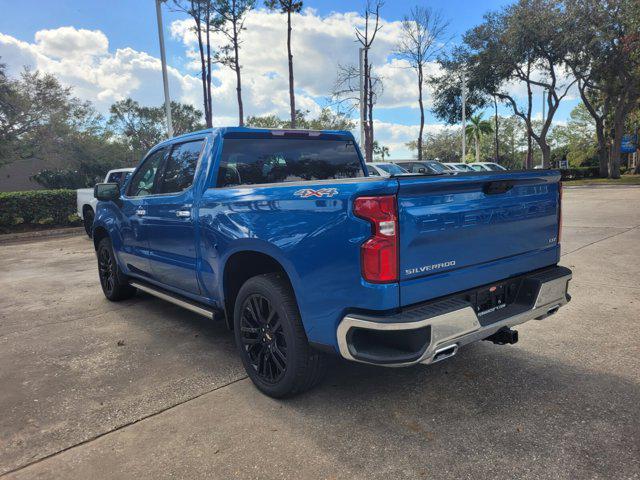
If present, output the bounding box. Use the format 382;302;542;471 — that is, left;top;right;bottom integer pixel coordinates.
337;267;572;367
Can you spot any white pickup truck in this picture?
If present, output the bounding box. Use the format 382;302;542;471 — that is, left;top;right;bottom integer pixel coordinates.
77;168;134;236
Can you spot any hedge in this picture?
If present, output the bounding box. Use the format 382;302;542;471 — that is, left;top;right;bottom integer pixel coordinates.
0;189;81;232
560;166;600;180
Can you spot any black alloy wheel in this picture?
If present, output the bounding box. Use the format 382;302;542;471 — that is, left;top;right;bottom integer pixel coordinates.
98;245;116;296
239;294;288;383
233;273;326;398
96;237;136;301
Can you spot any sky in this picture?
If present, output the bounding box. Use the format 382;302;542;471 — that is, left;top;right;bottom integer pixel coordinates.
0;0;580;159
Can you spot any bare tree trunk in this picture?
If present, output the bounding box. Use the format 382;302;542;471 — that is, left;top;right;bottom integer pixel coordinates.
579;83;608;177
595;111;608;176
205;3;212;125
363;49;371;162
609;112;625;179
524;69;533;170
232;16;244;126
367;68;375;163
417;65;424;162
287;9;296;128
475;134;480;162
541;144;551;168
195;14;211;127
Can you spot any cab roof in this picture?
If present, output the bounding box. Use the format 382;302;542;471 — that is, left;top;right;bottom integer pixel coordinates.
155;127;355;148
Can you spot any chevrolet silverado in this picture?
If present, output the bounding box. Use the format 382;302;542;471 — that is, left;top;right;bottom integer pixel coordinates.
92;127;571;398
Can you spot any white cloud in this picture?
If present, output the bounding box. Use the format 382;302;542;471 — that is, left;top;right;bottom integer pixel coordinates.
34;26;108;59
0;29;201;113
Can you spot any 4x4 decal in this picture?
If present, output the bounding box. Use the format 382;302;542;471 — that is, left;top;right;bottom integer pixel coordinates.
294;188;339;198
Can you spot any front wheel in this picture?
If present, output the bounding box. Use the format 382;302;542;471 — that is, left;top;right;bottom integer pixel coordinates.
234;273;327;398
97;237;136;301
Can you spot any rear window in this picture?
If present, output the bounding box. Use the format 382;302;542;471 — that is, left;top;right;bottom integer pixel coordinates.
216;138;364;187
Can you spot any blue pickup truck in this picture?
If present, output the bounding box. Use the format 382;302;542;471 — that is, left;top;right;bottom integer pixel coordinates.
92;127;572;397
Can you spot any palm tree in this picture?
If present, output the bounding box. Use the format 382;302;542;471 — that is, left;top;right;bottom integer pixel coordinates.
465;114;493;162
372;141;390;161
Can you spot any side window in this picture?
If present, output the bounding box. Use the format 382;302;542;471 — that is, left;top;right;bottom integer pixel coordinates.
367;166;380;176
158;140;204;194
127;149;166;197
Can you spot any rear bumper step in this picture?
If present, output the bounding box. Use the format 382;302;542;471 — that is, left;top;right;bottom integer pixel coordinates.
336;266;572;366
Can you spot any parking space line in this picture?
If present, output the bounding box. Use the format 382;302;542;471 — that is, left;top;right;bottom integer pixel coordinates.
561;224;640;257
0;376;249;478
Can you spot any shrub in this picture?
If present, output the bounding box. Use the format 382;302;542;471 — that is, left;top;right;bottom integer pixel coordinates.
560;166;600;180
0;189;80;232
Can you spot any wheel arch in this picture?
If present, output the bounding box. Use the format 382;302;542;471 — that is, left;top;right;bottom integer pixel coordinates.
92;225;110;251
222;250;296;330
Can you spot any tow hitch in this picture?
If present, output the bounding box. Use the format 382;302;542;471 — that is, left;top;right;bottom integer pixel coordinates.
484;327;519;345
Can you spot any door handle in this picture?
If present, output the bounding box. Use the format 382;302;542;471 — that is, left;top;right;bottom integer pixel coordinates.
176;209;191;218
135;209;146;216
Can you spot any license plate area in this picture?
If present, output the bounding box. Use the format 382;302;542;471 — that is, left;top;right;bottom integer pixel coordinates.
469;279;522;318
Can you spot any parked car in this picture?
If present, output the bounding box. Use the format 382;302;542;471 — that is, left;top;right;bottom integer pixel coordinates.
444;162;475;172
365;162;409;177
92;127;571;398
77;168;134;236
396;160;451;174
469;162;508;172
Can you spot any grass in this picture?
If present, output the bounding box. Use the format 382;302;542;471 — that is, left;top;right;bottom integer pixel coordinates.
564;174;640;186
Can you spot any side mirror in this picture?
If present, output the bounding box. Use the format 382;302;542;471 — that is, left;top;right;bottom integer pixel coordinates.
94;183;120;201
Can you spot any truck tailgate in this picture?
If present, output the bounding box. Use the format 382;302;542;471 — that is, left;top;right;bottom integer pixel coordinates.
396;171;561;306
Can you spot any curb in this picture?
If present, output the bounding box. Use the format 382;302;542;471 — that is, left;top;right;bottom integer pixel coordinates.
563;184;640;189
0;227;85;245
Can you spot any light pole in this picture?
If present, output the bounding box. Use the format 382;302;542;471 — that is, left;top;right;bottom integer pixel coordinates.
156;0;174;138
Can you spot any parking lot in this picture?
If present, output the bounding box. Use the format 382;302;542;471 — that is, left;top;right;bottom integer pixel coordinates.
0;186;639;479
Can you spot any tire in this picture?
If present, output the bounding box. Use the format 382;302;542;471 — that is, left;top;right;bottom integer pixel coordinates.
97;237;137;301
234;273;327;398
83;207;95;237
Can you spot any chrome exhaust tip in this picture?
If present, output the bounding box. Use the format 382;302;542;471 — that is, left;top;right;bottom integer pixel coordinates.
431;344;458;363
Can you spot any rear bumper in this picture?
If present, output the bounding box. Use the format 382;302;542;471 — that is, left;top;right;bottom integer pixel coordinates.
336;266;572;367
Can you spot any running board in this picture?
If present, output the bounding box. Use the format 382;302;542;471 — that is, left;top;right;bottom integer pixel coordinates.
130;281;215;319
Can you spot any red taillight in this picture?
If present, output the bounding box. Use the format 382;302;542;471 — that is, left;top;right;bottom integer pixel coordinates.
558;182;563;245
354;195;398;283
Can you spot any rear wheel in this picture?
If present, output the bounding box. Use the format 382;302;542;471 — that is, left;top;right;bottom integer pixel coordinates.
234;273;326;398
97;237;136;301
83;207;95;237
